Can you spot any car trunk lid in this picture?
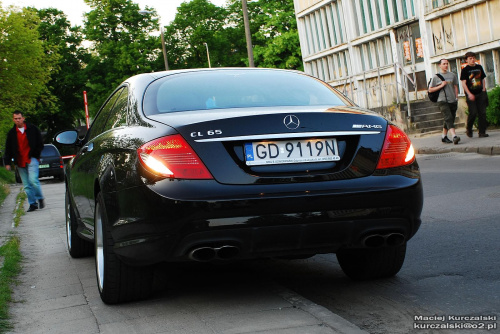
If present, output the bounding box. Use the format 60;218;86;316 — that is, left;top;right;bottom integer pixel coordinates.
147;106;388;185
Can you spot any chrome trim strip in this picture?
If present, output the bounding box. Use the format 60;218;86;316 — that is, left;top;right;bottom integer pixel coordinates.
194;131;381;143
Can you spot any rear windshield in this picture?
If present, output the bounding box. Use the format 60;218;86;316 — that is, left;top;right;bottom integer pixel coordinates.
143;69;348;115
41;145;59;157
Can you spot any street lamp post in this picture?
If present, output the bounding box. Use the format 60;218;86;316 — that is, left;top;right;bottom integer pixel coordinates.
159;27;169;71
138;10;169;71
242;0;254;67
203;42;211;68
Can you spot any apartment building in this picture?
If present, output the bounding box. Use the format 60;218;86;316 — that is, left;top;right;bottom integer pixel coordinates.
294;0;500;127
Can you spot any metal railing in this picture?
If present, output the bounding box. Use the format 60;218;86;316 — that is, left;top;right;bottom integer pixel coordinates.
394;62;417;118
337;63;417;121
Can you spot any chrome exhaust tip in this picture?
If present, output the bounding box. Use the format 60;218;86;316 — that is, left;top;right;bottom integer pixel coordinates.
362;235;386;247
216;245;240;259
188;245;240;262
362;233;406;248
386;233;405;246
188;247;217;262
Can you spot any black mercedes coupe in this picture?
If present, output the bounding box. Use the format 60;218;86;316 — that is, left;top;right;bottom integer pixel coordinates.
55;68;423;304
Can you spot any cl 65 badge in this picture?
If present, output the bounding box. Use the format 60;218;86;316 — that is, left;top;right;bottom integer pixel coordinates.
191;130;222;137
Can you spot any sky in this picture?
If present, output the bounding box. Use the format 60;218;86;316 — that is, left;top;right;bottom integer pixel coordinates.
0;0;228;26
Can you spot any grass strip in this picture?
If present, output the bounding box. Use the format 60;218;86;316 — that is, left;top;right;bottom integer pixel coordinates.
0;169;14;205
0;236;22;333
13;191;26;228
0;177;25;333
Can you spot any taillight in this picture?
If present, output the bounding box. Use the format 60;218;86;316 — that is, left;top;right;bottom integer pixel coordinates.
59;157;64;168
137;134;213;179
376;125;415;169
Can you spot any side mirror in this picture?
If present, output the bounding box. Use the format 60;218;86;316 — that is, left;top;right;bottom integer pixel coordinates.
54;130;79;145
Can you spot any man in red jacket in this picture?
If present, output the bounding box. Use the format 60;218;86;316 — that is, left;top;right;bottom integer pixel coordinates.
3;111;45;212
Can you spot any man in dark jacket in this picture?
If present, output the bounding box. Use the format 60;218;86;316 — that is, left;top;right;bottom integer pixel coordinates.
3;111;45;212
460;51;489;138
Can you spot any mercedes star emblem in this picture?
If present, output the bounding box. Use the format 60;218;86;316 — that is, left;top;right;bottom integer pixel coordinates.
283;115;300;130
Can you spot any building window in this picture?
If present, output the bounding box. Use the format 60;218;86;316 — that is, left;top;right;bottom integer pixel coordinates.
359;0;368;34
449;58;458;79
375;2;383;29
356;36;393;73
352;0;416;38
484;51;496;89
433;0;451;8
336;1;345;43
359;44;368;71
392;0;399;22
306;50;350;82
302;0;346;55
402;0;408;20
383;0;391;26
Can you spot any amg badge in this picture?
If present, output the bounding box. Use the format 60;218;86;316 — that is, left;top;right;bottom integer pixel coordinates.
352;124;383;129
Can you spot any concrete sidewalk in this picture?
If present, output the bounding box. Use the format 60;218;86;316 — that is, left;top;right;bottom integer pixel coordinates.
410;127;500;155
5;181;367;334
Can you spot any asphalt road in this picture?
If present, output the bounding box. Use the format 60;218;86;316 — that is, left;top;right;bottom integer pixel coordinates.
261;153;500;333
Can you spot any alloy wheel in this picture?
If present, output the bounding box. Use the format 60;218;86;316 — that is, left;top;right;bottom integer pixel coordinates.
95;202;105;292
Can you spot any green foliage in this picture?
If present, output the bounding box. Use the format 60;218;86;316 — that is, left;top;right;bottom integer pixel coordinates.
0;168;15;185
1;0;304;138
0;7;51;150
0;236;22;332
0;169;24;332
251;0;303;70
486;86;500;126
165;0;302;70
0;168;14;205
83;0;161;115
164;0;237;69
13;189;26;228
29;8;90;142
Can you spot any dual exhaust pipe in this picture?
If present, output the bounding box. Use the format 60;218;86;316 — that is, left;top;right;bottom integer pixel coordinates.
188;233;404;260
188;245;240;262
362;232;405;248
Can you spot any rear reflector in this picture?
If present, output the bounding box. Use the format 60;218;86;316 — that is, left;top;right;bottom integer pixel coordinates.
138;134;213;179
376;125;415;169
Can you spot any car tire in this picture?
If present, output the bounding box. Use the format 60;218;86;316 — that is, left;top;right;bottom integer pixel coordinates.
336;243;406;280
58;171;65;181
94;193;154;304
66;188;93;258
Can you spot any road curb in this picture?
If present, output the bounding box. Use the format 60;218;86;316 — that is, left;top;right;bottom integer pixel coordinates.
416;146;500;156
274;285;369;334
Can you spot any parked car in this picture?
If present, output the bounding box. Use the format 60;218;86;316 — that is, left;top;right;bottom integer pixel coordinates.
14;144;64;182
55;68;423;304
38;144;64;181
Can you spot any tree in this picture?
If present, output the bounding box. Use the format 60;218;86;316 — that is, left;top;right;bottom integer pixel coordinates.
251;0;302;70
164;0;239;69
226;0;302;70
29;8;90;142
83;0;160;115
0;6;51;148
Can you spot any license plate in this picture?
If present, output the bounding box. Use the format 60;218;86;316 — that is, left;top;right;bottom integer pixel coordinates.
245;138;340;166
39;164;49;169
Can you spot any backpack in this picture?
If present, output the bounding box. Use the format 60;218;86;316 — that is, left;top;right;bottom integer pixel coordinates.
428;74;446;103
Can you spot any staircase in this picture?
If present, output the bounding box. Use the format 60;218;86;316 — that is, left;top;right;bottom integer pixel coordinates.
402;100;465;135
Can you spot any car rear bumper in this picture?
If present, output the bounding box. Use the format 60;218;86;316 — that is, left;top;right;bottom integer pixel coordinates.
39;167;64;178
104;170;423;266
